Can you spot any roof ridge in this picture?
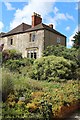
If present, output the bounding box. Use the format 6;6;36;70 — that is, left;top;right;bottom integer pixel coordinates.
2;22;66;38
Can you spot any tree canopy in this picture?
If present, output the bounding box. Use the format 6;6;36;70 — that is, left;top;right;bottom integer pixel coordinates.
72;31;80;48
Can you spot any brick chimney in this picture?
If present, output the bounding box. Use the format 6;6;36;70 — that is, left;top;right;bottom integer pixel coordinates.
49;24;53;29
32;12;42;28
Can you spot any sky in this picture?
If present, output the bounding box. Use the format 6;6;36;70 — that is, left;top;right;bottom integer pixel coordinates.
0;0;80;48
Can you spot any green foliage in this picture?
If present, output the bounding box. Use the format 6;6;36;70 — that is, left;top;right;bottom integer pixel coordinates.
76;68;80;80
30;55;77;81
43;45;78;62
1;45;80;119
0;52;2;65
4;58;33;72
8;49;22;60
2;102;29;119
76;48;80;66
2;71;14;102
39;100;53;120
2;69;79;119
73;31;80;48
2;100;53;119
2;49;22;63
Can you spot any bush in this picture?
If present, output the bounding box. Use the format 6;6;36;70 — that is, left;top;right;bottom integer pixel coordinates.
2;49;10;62
0;52;2;65
2;71;14;102
9;49;22;60
4;58;34;72
76;68;80;80
2;49;22;63
30;56;77;81
43;45;78;63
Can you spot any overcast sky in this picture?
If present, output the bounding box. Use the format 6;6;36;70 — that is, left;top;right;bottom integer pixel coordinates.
0;0;79;48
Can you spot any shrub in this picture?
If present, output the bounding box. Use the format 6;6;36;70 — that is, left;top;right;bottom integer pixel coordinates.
0;52;2;65
43;45;78;63
9;49;22;60
30;56;77;81
2;49;22;63
2;71;14;102
76;68;80;80
39;100;53;120
2;49;10;62
4;58;33;72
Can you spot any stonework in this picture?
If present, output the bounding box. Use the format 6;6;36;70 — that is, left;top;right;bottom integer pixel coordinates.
0;12;66;59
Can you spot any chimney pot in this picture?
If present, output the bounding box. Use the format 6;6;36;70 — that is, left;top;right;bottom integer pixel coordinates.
49;24;53;29
33;12;36;15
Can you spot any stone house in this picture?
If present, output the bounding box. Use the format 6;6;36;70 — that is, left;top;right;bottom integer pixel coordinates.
0;12;66;59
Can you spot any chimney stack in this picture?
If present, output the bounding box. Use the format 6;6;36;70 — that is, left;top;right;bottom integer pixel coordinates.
32;12;42;28
49;24;53;29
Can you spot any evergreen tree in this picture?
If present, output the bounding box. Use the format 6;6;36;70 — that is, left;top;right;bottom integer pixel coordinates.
73;31;80;48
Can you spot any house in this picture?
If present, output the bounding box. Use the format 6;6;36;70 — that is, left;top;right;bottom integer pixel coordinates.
0;12;66;59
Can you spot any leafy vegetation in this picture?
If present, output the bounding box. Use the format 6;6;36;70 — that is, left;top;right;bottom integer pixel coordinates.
3;58;33;72
1;46;80;119
2;70;14;102
2;49;22;63
2;69;79;119
43;45;79;64
72;31;80;49
30;55;78;81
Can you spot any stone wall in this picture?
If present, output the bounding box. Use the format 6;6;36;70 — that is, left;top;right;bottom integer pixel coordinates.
0;29;66;58
44;29;66;49
1;30;44;58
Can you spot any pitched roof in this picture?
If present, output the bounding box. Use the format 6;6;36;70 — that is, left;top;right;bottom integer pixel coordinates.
2;23;66;38
3;23;31;37
25;23;66;37
0;32;5;38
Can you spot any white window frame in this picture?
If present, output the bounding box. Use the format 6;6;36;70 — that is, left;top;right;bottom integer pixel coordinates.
27;50;37;59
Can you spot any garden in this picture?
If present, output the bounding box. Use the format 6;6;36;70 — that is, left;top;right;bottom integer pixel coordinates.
0;43;80;119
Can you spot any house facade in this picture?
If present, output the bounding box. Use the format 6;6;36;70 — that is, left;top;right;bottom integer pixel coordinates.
0;12;66;59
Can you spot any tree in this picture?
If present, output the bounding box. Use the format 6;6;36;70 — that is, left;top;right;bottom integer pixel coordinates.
43;45;78;62
72;31;80;48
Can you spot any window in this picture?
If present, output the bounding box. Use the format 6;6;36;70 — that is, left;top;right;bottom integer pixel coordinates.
27;50;37;59
8;37;13;45
27;53;30;58
10;39;13;45
34;52;37;59
29;33;35;42
57;37;61;44
31;53;33;58
32;34;35;41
